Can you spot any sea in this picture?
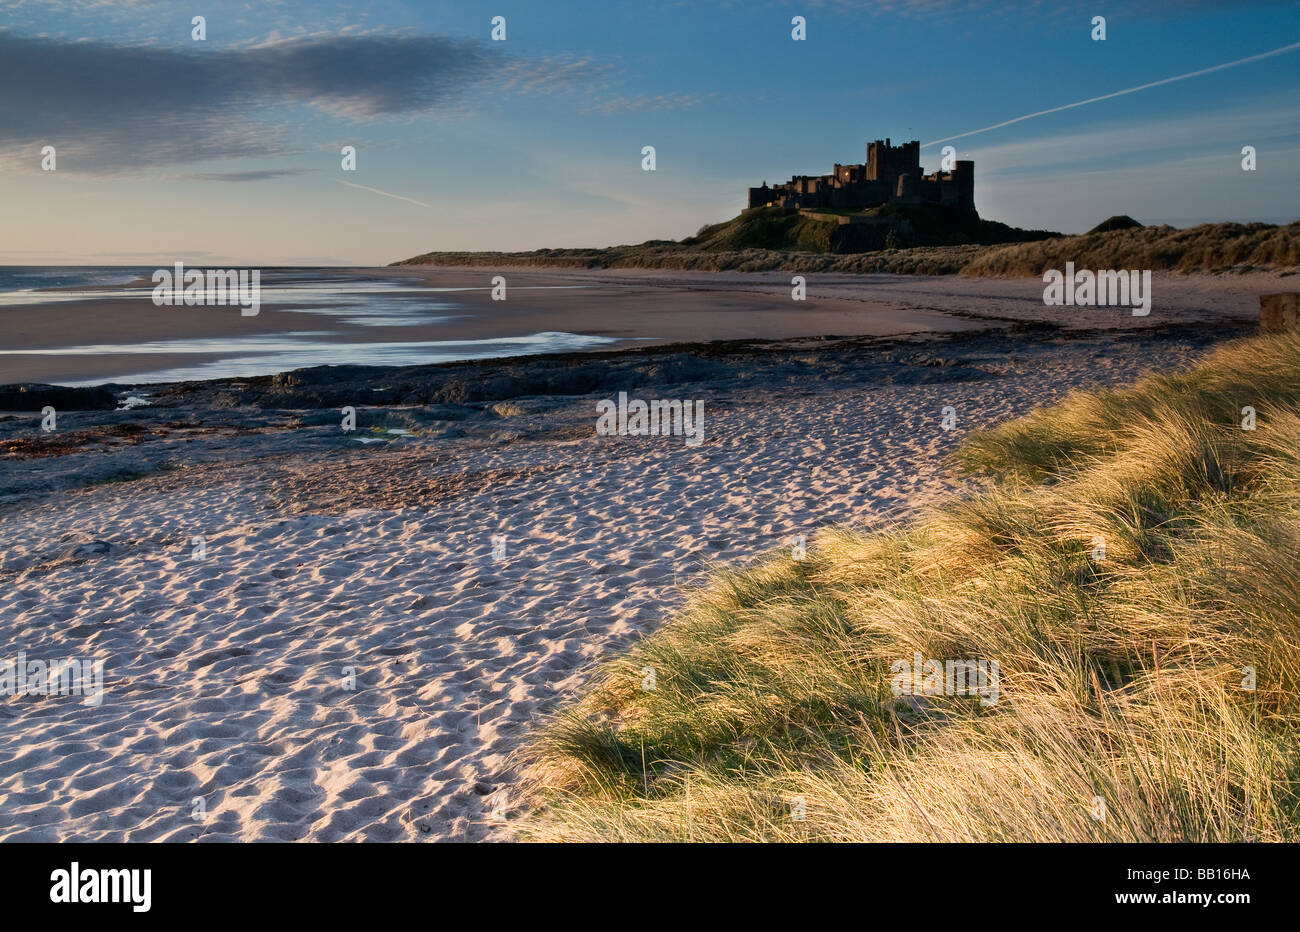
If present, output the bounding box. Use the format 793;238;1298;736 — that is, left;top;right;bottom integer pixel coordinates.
0;267;614;386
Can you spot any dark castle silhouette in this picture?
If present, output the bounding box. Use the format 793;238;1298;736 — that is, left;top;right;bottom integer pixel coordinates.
747;139;974;213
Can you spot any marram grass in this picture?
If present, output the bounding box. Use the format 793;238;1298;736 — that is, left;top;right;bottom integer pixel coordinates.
395;219;1300;276
514;330;1300;842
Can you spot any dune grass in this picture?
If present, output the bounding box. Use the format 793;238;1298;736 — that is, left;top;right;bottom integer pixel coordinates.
514;330;1300;841
394;218;1300;276
961;221;1300;276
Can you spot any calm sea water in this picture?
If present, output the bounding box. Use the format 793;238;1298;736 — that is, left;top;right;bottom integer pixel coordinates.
0;266;612;386
0;266;154;293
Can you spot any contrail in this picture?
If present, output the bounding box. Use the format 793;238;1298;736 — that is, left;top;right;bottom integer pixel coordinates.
923;39;1300;148
336;180;432;209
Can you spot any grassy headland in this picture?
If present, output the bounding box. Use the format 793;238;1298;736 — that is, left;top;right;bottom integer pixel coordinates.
394;210;1300;276
515;329;1300;841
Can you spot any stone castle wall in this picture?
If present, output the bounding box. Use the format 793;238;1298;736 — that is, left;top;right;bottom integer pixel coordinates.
748;140;975;213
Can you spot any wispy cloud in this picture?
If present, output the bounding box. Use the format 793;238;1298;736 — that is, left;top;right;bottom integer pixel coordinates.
962;98;1300;175
0;31;606;172
336;180;432;209
584;92;714;115
924;39;1300;148
790;0;1274;19
182;168;313;182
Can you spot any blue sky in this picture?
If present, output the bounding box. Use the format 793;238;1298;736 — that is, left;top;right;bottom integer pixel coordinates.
1;0;1298;264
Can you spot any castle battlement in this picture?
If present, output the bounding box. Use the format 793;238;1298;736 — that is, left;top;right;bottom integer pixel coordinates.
747;139;974;213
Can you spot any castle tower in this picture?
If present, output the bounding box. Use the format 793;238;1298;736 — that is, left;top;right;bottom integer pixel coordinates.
866;138;922;186
952;160;975;211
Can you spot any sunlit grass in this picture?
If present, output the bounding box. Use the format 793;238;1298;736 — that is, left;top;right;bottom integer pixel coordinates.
514;330;1300;842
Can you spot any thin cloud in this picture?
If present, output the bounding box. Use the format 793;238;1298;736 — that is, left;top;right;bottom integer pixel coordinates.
801;0;1273;18
0;31;606;171
585;92;713;115
964;98;1300;175
336;180;432;209
183;168;313;182
924;40;1300;148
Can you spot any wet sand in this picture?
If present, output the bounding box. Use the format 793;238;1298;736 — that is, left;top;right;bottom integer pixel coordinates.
1;267;1283;385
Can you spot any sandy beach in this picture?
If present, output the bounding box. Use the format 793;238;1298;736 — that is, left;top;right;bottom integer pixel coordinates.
6;0;1300;906
0;277;1257;839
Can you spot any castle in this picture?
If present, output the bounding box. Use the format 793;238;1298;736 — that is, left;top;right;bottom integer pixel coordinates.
747;139;974;213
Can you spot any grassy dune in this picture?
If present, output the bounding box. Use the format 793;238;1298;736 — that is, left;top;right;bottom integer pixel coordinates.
963;221;1300;276
392;205;1053;274
392;242;990;274
515;331;1300;841
394;218;1300;276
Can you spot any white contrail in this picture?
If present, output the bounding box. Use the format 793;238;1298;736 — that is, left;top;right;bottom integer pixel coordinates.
336;180;432;208
923;40;1300;148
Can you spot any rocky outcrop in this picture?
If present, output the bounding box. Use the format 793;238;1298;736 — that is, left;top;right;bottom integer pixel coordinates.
0;384;118;412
